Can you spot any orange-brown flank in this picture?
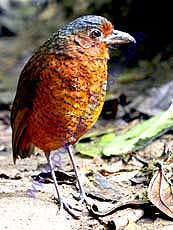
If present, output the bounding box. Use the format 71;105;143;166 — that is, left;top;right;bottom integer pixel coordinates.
28;55;107;151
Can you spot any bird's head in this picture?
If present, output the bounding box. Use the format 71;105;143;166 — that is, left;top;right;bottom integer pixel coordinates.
53;15;136;59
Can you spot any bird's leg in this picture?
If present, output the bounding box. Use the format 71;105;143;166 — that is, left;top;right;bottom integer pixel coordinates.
45;152;63;209
65;144;87;203
45;151;81;218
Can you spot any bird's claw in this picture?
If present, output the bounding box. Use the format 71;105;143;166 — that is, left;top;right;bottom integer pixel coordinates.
73;192;88;205
63;201;81;219
54;197;82;219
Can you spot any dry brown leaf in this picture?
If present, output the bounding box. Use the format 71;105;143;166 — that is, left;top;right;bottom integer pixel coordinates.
160;170;173;213
104;208;144;230
148;166;173;218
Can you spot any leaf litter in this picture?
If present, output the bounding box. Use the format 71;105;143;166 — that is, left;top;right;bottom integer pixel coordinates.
1;71;173;228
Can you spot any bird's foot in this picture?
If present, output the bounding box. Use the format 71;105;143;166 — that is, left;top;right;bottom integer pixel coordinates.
80;193;90;206
73;191;92;210
73;191;87;202
54;197;82;219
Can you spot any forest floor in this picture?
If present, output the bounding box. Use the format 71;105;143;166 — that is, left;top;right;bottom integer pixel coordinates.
1;66;173;229
1;122;173;230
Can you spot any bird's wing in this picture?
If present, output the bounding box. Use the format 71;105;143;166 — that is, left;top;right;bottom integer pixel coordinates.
11;50;45;162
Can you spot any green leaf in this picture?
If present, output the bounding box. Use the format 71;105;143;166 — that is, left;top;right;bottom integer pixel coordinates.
103;104;173;156
79;127;115;140
75;133;115;157
75;103;173;158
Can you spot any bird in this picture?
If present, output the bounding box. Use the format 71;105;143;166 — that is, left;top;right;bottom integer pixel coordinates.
11;15;135;217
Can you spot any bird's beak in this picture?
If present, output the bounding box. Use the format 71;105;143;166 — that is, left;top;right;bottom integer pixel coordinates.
103;30;136;45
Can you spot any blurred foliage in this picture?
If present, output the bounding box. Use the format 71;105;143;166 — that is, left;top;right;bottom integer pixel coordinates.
0;0;172;103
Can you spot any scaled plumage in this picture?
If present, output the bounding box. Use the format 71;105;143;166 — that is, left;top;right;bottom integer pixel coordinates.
11;15;114;162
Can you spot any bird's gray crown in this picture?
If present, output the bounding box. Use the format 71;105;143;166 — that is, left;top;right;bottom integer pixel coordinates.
56;15;107;37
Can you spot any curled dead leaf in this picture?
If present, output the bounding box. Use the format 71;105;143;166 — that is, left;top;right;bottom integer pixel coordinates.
148;164;173;218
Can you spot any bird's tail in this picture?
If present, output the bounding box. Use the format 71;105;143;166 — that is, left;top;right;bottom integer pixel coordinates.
11;108;35;163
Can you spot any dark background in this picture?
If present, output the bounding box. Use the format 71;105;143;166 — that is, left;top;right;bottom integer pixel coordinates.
0;0;172;60
0;0;172;102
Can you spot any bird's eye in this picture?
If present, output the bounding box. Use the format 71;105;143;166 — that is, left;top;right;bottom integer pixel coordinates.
89;29;102;38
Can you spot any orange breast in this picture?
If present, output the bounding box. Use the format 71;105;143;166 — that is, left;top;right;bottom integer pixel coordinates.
27;56;107;152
